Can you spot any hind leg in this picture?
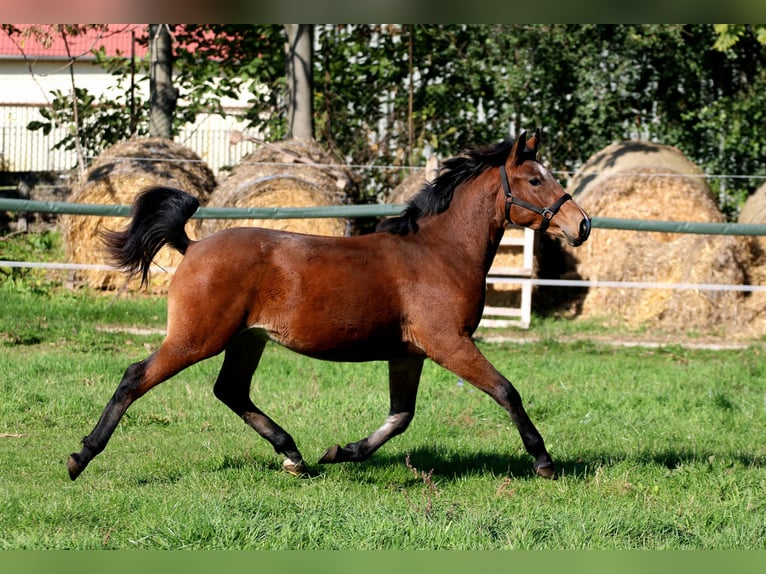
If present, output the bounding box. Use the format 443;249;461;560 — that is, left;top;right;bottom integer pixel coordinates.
319;357;424;464
213;329;306;475
67;341;207;480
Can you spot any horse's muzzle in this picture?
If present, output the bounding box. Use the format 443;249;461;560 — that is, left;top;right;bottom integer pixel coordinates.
568;215;591;247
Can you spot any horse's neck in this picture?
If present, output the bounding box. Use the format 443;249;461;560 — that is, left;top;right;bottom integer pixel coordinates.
418;182;505;276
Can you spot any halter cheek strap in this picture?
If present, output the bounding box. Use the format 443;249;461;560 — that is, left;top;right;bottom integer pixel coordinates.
499;165;572;233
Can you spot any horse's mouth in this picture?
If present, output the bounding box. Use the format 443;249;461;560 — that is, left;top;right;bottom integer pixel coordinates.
568;236;585;247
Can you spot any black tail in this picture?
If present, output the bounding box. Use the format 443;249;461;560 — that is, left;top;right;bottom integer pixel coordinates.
101;186;200;287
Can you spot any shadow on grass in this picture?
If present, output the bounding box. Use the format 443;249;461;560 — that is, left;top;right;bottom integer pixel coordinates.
130;446;766;485
311;446;766;483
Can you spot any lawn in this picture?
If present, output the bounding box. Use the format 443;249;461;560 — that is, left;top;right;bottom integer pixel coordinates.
1;282;764;550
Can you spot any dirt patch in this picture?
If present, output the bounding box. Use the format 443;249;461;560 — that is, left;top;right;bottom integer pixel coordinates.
476;331;757;351
95;324;762;351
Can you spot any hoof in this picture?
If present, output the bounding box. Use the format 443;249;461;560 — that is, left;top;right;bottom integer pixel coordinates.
282;459;307;477
67;453;84;481
318;444;341;464
534;462;558;480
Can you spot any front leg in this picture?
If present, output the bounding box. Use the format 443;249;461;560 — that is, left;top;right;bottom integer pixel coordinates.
319;357;424;464
427;335;557;479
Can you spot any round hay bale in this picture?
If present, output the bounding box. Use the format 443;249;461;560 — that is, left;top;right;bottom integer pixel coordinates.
735;181;766;335
388;170;427;205
61;137;216;292
560;141;750;331
199;139;351;237
738;181;766;226
387;156;439;205
567;140;712;201
737;180;766;273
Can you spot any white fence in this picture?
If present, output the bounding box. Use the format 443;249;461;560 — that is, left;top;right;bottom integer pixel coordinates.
0;104;258;175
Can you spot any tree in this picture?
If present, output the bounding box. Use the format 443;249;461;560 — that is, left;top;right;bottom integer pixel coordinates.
284;24;314;140
713;24;766;51
148;24;177;138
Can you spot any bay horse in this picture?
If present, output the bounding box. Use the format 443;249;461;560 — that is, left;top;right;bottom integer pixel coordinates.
67;129;591;482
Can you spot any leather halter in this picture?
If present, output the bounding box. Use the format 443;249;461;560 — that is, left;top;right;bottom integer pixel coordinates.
499;164;572;233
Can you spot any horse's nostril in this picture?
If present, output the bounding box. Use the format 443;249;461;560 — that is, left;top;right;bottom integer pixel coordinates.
580;217;591;241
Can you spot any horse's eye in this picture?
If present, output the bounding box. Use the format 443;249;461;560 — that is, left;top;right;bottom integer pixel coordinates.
529;177;541;186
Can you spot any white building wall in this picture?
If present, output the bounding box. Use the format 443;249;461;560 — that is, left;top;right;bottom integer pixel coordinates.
0;58;261;175
0;59;131;105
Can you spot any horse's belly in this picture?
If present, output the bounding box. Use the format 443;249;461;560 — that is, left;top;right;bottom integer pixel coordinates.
250;321;418;363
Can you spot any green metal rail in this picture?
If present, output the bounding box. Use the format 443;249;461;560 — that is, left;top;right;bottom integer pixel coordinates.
2;197;766;236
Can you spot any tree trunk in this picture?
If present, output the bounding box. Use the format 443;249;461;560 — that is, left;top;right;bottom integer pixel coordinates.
284;24;314;141
149;24;177;139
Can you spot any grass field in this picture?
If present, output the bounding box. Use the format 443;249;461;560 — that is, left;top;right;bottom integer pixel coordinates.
1;280;765;551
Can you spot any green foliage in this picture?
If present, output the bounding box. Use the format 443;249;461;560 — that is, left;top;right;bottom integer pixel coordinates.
0;231;63;295
310;24;766;214
15;24;766;216
10;25;148;163
714;24;766;51
26;86;148;163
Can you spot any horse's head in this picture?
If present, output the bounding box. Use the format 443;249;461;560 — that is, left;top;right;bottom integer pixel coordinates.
499;129;591;246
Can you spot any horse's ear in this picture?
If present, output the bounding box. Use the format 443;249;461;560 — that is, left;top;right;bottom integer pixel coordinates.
526;128;540;156
513;129;540;165
512;131;528;165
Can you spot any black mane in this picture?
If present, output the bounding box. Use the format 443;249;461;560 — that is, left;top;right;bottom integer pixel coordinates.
376;139;515;235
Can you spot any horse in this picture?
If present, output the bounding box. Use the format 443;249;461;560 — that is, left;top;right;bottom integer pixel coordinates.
67;129;591;482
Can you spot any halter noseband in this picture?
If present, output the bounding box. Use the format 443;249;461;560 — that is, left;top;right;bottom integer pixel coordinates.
499;164;572;233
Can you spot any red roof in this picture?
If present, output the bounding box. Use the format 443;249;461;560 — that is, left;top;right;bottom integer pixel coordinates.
0;24;148;59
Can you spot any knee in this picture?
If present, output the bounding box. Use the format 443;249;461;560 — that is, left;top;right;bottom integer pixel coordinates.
388;411;414;435
494;381;522;407
114;361;149;401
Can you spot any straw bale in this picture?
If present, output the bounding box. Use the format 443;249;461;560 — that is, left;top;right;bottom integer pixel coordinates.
737;180;766;273
198;139;350;237
734;181;766;335
560;141;751;332
567;140;713;201
199;175;348;236
388;170;427;205
234;138;352;193
61;137;216;292
738;181;766;225
387;156;439;205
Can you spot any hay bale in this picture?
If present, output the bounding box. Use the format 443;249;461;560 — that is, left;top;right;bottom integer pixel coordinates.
198;139;351;237
738;181;766;226
735;181;766;335
61;137;217;292
567;140;712;201
738;180;766;272
737;181;766;285
561;141;750;332
387;156;439;205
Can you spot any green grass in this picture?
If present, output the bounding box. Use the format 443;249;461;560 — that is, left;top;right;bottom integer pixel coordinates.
1;283;765;549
